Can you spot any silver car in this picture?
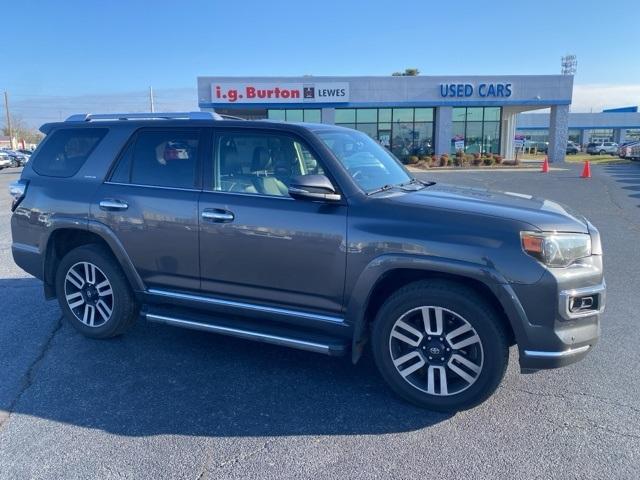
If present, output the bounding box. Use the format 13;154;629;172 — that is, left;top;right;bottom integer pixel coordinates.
586;141;618;155
0;151;12;169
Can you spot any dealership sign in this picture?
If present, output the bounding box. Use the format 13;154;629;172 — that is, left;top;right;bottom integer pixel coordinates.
440;82;512;98
211;82;349;104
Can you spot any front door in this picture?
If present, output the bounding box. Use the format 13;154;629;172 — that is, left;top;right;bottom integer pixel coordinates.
92;127;204;291
198;128;347;314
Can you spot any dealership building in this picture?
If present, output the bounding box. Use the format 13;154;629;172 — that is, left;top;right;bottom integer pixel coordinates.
198;75;577;162
516;106;640;146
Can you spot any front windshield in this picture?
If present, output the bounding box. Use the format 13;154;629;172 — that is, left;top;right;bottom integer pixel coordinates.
317;129;412;193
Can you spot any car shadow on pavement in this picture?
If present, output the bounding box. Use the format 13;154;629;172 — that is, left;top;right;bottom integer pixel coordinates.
3;277;452;437
602;163;640;207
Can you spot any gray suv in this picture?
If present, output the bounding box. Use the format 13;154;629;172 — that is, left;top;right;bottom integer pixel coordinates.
10;112;605;411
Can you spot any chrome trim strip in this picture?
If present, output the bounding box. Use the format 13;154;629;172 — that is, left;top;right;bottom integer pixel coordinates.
12;243;40;254
146;313;332;355
523;345;591;358
147;288;345;324
558;281;606;320
201;189;295;201
104;181;201;192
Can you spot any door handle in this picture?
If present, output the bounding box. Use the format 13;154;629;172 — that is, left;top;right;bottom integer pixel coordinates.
99;199;129;211
202;209;234;223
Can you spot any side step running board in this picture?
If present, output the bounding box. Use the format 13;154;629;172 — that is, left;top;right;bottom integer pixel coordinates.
145;311;348;356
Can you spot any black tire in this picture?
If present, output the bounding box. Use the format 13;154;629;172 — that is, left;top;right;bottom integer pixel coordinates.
599;150;605;155
55;244;139;338
371;280;509;412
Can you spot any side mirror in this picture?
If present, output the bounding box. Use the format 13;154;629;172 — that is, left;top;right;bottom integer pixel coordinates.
288;175;341;202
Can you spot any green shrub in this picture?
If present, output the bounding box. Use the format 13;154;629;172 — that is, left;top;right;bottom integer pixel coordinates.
483;157;494;166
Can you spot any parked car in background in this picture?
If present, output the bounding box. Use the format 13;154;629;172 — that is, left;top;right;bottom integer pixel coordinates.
566;141;580;154
618;141;640;159
629;143;640;161
586;141;618;155
9;111;606;412
1;149;28;167
524;141;548;154
0;151;12;169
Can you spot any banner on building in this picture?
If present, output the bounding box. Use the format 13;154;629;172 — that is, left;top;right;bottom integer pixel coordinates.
211;82;349;104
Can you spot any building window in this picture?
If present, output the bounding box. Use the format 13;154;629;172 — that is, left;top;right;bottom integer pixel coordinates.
585;129;614;143
625;129;640;142
451;107;502;154
267;109;322;123
568;129;581;144
335;107;435;163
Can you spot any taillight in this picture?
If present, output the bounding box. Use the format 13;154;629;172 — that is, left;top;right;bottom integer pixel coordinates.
9;179;28;211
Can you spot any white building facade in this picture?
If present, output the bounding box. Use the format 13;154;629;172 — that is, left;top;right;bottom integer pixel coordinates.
197;75;574;163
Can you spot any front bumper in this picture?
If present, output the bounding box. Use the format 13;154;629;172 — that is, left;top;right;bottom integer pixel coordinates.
493;244;605;372
515;277;604;371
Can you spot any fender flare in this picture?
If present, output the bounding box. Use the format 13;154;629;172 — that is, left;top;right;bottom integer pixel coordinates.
42;218;145;296
346;254;531;362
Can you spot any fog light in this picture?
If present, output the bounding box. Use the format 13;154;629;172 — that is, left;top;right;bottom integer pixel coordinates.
569;295;596;313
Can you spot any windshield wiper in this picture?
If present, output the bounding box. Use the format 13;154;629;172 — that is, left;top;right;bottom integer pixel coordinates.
398;178;435;190
367;179;435;196
366;184;397;195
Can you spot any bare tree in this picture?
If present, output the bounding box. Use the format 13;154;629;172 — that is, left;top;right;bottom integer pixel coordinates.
392;68;420;76
1;114;43;146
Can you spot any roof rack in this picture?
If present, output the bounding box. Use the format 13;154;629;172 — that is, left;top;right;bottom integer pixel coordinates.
218;114;246;121
65;111;222;122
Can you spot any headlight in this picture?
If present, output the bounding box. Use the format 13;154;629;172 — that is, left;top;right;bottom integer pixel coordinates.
521;231;591;267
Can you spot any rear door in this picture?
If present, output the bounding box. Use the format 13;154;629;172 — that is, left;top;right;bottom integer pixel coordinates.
92;127;205;291
197;127;347;314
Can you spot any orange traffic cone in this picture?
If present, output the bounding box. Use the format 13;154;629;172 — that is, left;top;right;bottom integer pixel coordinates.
541;156;549;173
581;160;591;178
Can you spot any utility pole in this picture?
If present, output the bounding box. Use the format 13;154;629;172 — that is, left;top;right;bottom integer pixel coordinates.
149;86;155;113
4;91;13;149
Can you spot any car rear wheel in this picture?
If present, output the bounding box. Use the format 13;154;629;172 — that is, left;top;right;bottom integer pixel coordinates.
55;244;139;338
372;280;509;412
599;150;606;155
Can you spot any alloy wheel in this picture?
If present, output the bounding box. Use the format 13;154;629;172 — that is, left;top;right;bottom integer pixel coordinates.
388;306;484;396
64;261;114;327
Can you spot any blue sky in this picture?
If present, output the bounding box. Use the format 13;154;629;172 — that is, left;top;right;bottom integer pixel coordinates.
2;0;639;125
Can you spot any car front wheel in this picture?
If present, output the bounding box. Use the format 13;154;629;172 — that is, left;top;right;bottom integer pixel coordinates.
372;280;509;412
55;244;139;338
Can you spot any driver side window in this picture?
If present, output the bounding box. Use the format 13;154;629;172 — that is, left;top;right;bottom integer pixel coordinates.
213;131;324;197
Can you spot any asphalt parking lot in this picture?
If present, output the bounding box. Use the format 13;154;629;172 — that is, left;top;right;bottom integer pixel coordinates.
1;162;639;479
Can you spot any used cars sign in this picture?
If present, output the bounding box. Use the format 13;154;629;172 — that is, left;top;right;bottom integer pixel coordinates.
212;82;350;103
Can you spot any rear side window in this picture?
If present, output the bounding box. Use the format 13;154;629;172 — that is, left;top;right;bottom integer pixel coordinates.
110;129;200;189
32;128;107;177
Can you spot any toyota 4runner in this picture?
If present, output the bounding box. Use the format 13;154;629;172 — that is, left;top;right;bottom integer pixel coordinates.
10;112;605;411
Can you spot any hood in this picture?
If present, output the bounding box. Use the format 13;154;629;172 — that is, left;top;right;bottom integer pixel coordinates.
384;183;589;233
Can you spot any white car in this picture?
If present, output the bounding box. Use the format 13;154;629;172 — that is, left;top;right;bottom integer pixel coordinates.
0;151;13;169
586;141;618;155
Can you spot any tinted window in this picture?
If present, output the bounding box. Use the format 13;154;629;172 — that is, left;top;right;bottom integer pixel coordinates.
32;128;107;177
214;132;324;197
110;129;200;188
